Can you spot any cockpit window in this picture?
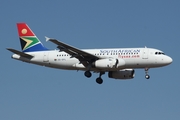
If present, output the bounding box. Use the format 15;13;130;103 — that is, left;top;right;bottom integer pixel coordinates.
155;52;165;55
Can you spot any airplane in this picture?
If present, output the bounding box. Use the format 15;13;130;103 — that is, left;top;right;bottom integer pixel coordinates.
7;23;173;84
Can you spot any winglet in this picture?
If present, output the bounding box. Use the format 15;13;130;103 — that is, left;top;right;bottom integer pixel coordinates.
45;36;50;42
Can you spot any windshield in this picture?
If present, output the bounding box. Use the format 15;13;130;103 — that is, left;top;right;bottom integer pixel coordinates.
155;52;165;55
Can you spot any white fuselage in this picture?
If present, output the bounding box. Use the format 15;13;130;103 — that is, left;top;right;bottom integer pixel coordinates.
12;47;172;72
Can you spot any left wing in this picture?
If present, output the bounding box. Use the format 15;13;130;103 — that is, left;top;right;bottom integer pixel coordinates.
46;37;99;67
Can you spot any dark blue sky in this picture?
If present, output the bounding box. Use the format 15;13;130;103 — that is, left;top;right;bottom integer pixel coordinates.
1;0;179;120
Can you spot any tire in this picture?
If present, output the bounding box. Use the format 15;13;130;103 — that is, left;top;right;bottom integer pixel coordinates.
96;77;103;84
84;71;92;78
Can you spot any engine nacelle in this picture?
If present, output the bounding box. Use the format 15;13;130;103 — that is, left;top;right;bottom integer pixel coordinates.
92;58;125;69
108;69;135;79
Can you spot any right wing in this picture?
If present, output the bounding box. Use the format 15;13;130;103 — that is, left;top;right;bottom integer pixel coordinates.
46;37;100;67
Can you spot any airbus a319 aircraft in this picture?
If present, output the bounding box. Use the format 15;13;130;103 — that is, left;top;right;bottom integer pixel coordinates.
7;23;173;84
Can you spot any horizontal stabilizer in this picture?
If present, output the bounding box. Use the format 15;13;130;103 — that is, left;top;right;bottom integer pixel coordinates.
7;48;33;58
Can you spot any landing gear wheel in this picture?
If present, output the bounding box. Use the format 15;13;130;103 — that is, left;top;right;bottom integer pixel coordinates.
84;71;92;78
96;77;103;84
144;68;150;79
145;75;150;79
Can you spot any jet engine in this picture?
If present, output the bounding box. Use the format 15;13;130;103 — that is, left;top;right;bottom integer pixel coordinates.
108;69;135;79
92;58;125;69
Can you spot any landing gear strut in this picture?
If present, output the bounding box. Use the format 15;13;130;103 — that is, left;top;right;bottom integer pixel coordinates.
145;68;150;79
96;72;105;84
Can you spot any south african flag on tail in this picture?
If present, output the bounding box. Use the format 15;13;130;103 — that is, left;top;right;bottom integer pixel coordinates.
17;23;48;52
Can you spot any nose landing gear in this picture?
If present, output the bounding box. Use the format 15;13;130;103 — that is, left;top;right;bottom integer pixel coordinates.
145;68;150;79
145;74;150;79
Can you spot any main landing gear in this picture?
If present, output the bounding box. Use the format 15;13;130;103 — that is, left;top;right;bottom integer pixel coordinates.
84;71;105;84
96;72;105;84
84;71;92;78
145;68;150;79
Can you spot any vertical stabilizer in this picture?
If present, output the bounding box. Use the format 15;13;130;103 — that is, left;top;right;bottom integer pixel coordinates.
17;23;48;52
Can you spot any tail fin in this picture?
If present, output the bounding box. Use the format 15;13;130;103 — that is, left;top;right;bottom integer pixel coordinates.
17;23;48;52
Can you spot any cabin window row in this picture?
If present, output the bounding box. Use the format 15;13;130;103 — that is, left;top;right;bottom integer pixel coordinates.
56;52;139;57
94;52;139;56
57;54;69;57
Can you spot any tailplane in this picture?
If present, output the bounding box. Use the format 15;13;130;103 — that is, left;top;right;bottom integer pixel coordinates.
17;23;48;52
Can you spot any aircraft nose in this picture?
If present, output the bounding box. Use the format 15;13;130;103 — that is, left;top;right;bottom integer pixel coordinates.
166;56;173;64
